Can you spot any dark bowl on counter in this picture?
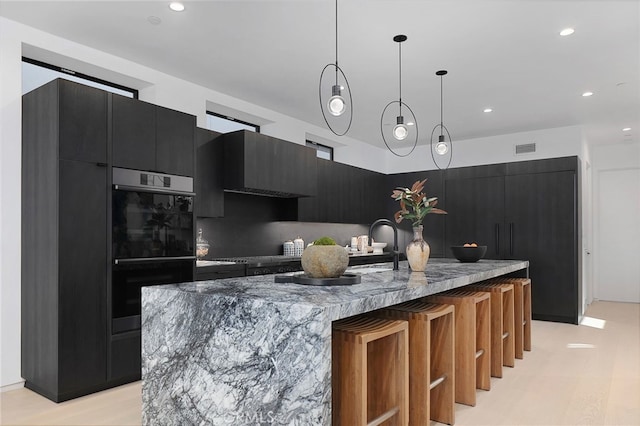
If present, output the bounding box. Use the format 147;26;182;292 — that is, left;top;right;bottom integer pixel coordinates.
450;245;487;263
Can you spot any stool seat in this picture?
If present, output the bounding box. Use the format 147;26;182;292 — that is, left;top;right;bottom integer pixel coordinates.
466;282;515;378
332;316;409;426
425;290;491;406
372;300;455;425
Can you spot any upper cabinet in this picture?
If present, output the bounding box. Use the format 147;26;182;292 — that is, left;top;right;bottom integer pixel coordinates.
222;130;317;197
299;159;386;224
37;78;108;163
195;128;224;218
112;95;195;177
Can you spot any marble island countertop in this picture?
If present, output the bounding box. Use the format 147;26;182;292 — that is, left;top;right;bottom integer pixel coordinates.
158;258;528;322
142;258;528;425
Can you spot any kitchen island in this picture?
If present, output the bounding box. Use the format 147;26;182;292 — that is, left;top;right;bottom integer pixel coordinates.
142;258;528;425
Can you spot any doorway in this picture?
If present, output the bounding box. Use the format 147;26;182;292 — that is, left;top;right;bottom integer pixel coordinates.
594;167;640;302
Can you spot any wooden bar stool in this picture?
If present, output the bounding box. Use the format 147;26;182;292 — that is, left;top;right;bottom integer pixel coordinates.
371;300;455;425
424;290;491;406
486;277;532;358
466;282;515;378
332;316;409;426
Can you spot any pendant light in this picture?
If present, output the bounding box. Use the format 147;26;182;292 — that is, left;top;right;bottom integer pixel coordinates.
430;70;453;169
380;35;418;157
319;0;353;136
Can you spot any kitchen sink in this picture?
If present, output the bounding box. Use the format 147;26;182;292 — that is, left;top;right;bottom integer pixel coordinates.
346;265;393;274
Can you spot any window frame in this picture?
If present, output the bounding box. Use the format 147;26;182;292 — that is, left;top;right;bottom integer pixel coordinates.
206;111;260;133
306;140;334;160
22;57;139;98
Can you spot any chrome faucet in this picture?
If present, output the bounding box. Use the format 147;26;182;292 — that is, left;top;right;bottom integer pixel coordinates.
369;218;399;271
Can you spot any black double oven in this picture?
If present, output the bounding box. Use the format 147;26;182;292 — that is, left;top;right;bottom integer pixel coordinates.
111;168;194;334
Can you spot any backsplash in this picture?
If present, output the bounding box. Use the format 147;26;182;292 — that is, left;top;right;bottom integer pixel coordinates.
196;191;439;258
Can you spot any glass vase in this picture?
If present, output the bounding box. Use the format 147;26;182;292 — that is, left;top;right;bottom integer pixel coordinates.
405;225;430;272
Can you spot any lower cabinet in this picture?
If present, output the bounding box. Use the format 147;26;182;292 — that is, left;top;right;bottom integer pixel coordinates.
110;332;141;382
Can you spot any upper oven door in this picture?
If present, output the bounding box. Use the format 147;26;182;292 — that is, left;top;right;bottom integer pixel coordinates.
112;168;195;261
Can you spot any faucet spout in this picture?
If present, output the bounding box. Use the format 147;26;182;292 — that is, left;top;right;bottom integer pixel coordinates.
369;218;400;271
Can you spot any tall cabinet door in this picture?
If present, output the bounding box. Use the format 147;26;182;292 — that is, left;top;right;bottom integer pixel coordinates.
445;176;506;259
505;171;579;323
58;159;108;394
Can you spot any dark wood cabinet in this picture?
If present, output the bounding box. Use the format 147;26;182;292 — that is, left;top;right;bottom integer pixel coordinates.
442;157;581;323
111;95;156;171
58;80;108;163
112;95;195;176
195;128;224;217
298;159;386;224
444;168;506;259
505;170;580;323
223;130;317;197
156;105;195;176
22;79;108;402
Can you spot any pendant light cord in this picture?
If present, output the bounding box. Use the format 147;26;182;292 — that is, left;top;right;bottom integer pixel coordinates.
334;0;339;85
440;74;444;133
398;41;402;116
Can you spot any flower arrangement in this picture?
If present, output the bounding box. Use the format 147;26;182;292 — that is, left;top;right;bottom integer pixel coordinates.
391;179;447;227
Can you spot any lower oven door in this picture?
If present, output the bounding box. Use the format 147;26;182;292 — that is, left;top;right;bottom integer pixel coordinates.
112;259;193;334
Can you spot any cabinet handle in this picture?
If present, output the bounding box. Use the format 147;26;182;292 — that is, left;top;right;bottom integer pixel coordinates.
509;222;514;256
96;162;108;167
495;223;500;255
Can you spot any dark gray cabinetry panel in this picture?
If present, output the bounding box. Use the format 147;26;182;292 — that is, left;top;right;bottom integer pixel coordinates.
444;175;506;259
195;128;224;217
298;159;386;224
112;95;195;176
505;170;580;323
111;95;155;171
22;79;108;402
156;105;195;176
223;130;317;197
58;80;108;163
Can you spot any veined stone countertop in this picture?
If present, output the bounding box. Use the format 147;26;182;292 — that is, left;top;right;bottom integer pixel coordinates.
142;258;528;426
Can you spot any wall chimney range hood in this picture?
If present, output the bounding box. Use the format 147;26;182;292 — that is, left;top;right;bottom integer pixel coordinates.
222;130;317;198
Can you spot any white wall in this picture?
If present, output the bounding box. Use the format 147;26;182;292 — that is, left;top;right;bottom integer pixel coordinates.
384;125;584;174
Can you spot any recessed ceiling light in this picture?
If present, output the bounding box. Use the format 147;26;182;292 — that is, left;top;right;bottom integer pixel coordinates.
560;28;575;36
407;122;415;126
483;108;493;113
169;2;185;12
622;127;631;132
582;91;593;97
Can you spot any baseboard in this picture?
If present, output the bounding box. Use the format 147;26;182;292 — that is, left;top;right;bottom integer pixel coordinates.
1;380;25;392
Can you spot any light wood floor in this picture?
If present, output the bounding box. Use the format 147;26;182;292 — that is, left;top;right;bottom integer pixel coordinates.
2;301;638;426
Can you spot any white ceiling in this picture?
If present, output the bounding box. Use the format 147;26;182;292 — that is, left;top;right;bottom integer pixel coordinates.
2;0;639;149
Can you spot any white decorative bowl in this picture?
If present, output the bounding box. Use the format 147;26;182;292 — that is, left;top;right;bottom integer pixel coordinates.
371;242;387;254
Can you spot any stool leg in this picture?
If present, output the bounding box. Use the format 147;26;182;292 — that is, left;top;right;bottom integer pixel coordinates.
454;300;477;406
489;292;504;377
332;332;367;425
524;283;532;351
513;283;525;359
476;297;491;391
429;312;455;425
503;289;515;368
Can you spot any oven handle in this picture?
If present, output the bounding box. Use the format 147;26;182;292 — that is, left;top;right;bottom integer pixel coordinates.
113;184;195;197
114;256;196;265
